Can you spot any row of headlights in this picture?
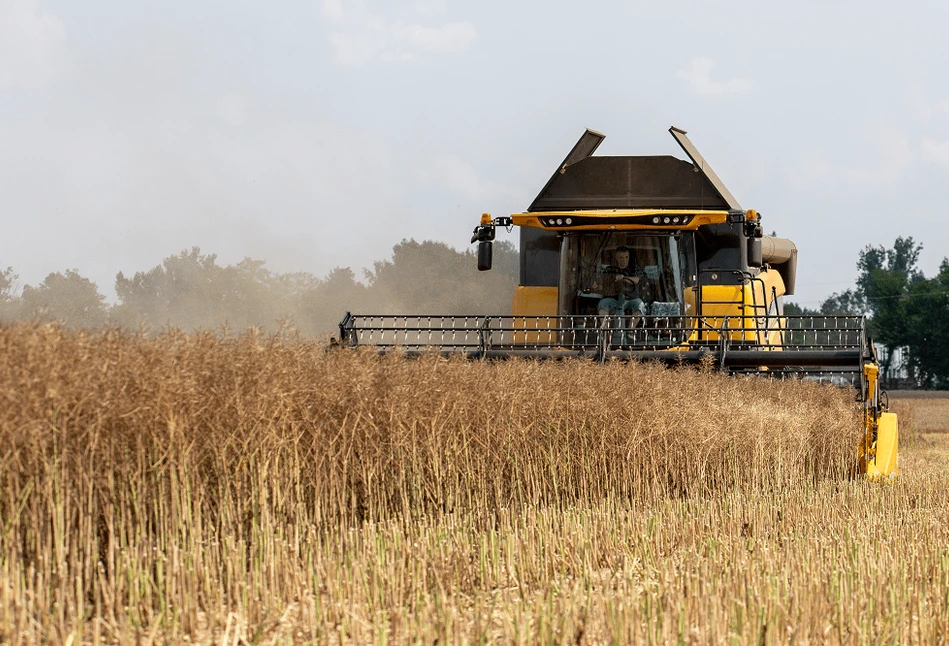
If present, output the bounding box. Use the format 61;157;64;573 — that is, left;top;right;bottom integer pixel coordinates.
651;215;691;225
541;214;693;227
541;217;575;226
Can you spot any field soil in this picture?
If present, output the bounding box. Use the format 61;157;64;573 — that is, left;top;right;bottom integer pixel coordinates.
889;393;949;476
1;323;947;644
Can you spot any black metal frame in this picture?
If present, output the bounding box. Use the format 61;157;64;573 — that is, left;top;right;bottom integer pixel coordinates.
338;311;871;391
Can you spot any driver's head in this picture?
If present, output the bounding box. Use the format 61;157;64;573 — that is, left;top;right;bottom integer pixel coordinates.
614;246;630;268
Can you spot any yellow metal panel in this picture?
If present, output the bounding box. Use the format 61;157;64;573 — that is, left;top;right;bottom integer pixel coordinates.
862;364;880;470
698;284;744;317
511;286;559;344
756;267;786;301
866;412;899;478
690;284;750;343
511;286;558;316
690;273;787;346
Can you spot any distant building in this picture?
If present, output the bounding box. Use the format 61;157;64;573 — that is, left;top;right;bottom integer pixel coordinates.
876;344;915;389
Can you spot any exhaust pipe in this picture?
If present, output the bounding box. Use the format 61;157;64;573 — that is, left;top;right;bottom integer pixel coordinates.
761;236;798;295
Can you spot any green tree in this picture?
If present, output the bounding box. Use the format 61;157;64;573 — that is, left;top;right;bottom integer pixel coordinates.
113;248;304;331
781;301;816;316
858;237;923;350
850;237;924;383
787;237;949;387
366;239;518;314
904;259;949;388
490;239;519;282
294;267;369;336
843;237;949;388
19;270;108;328
784;291;864;317
817;290;867;316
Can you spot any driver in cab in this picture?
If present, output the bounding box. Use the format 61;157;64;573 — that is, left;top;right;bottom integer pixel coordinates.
593;246;646;326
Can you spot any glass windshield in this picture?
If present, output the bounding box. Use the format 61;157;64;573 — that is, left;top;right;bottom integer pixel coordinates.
560;232;694;316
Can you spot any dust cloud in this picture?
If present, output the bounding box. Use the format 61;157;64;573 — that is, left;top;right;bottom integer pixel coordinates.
0;239;519;336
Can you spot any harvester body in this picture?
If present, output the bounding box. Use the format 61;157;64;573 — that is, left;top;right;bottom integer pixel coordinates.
339;127;897;478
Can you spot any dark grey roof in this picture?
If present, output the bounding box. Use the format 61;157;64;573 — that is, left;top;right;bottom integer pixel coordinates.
527;128;737;213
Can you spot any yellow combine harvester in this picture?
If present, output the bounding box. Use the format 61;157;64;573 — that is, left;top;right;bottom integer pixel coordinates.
339;127;897;478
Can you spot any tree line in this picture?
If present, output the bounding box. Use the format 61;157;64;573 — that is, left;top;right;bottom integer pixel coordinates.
0;239;519;337
786;237;949;389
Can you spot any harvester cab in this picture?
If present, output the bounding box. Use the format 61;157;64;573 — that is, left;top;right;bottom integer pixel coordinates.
339;126;897;478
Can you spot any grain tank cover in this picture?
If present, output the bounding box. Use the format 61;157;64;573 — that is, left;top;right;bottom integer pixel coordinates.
528;127;736;213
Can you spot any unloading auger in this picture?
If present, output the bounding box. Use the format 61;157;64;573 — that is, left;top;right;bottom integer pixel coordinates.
338;126;897;478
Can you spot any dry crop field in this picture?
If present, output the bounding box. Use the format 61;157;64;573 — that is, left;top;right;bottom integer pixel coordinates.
1;322;947;644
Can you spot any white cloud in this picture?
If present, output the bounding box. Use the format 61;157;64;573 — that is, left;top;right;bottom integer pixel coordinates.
322;0;476;67
933;98;949;120
0;0;68;89
907;90;949;124
909;92;935;123
921;138;949;167
329;30;388;67
413;0;447;16
323;0;343;20
677;57;753;98
398;22;476;54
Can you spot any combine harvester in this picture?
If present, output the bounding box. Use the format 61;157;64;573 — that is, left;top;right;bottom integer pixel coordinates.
339;127;897;478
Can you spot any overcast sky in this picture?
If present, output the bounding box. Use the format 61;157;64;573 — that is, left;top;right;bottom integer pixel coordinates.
2;0;949;308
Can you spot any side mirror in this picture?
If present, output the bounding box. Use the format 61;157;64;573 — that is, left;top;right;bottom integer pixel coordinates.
477;241;493;271
748;237;763;268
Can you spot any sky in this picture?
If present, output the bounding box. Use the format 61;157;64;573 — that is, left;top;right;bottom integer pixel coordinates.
2;0;949;309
